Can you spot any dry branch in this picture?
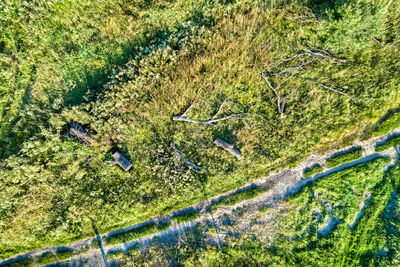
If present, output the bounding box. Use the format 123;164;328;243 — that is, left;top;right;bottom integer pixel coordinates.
279;73;369;103
214;138;241;158
255;65;287;114
173;101;246;126
170;143;202;173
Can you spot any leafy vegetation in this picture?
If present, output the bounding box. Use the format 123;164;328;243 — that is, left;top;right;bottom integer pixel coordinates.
326;147;363;168
303;164;323;177
1;0;400;261
376;134;400;152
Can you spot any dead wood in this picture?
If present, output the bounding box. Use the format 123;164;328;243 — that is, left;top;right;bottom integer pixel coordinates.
214;138;241;158
173;100;246;126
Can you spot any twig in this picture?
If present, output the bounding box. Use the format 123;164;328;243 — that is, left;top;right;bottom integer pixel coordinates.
170;143;202;173
173;101;246;126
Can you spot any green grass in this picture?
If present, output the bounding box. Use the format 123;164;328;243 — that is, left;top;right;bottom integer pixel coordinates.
35;252;57;266
362;108;400;140
1;0;400;259
209;187;266;212
107;221;169;246
326;148;363;168
172;211;200;224
56;249;74;261
376;135;400;152
303;164;323;177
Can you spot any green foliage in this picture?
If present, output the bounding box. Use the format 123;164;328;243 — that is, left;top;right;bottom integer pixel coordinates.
303;164;323;177
326;148;363;168
376;135;400;152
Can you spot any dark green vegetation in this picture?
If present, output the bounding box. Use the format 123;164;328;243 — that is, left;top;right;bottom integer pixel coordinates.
35;252;57;265
303;164;323;177
209;187;267;212
2;258;34;267
55;249;74;261
120;158;400;266
1;0;400;261
376;135;400;152
326;148;363;168
107;221;169;246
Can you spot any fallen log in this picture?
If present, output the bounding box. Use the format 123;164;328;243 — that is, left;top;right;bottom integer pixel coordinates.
214;138;241;158
111;150;133;171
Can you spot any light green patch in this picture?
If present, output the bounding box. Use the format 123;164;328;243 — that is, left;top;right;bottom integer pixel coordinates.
303;164;324;178
326;148;363;168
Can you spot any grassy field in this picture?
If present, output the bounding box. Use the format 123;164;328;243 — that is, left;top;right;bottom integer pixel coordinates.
1;0;400;261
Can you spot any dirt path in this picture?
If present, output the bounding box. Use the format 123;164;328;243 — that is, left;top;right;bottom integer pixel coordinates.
1;127;400;267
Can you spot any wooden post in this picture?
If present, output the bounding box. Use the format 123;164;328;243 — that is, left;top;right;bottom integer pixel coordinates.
214;138;241;158
111;150;133;171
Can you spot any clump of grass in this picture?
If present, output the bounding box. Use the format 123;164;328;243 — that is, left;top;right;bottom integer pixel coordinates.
376;135;400;152
107;251;125;259
56;248;74;261
326;148;363;168
172;211;200;224
209;187;266;212
35;252;57;265
107;221;169;245
303;164;323;178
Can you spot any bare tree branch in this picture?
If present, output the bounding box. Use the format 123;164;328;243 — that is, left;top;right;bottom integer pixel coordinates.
255;64;286;114
173;100;246;126
170;143;202;173
268;57;316;76
280;73;369;103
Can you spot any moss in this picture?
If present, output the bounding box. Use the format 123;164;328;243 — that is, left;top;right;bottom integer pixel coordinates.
303;164;323;178
376;135;400;152
326;148;363;168
35;252;57;265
